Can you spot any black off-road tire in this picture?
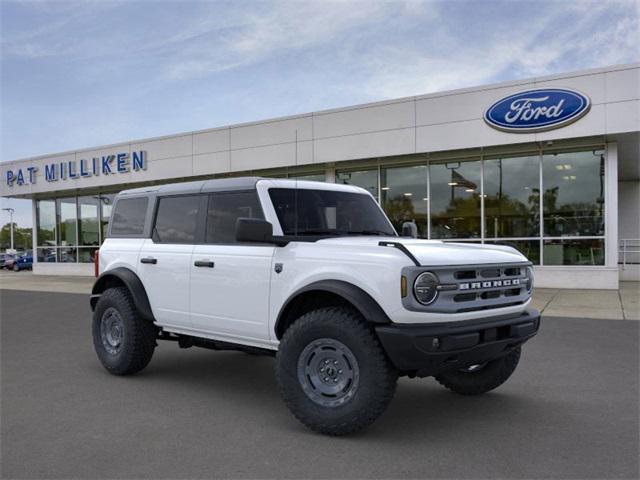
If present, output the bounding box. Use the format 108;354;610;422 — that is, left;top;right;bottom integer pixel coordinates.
92;287;157;375
435;347;521;395
276;307;398;436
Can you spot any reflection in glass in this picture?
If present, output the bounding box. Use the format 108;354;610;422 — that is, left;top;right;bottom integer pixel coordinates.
36;200;56;246
100;194;115;242
542;150;605;236
336;169;378;200
381;165;428;238
430;160;481;238
78;247;99;263
59;246;77;263
484;156;540;238
37;247;57;263
291;173;325;182
543;239;604;265
78;196;100;246
57;198;77;246
485;240;540;265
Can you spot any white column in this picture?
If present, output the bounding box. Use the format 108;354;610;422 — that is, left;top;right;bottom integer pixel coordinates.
325;164;336;183
605;142;619;273
31;198;37;267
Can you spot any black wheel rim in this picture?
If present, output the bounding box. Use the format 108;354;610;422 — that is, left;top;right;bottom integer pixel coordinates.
100;307;124;355
297;338;360;407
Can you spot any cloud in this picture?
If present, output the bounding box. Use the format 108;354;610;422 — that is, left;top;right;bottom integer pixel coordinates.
351;0;640;99
163;1;401;80
1;0;638;162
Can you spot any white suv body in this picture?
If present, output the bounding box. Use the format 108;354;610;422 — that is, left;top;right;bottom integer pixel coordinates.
91;177;540;435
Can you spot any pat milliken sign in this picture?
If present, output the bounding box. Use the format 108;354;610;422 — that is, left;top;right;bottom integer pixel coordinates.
484;88;591;133
4;151;147;187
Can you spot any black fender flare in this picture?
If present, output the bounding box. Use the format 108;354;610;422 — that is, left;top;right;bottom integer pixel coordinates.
275;280;391;339
90;267;155;321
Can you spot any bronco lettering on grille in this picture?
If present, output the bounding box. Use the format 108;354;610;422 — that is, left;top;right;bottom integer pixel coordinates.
459;278;521;290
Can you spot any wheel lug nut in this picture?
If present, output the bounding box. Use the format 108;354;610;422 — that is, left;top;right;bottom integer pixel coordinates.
324;360;329;365
320;368;324;372
338;369;343;374
324;377;329;382
333;378;338;383
334;361;338;365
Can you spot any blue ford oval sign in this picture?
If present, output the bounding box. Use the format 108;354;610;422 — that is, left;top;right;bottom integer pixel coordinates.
484;88;591;133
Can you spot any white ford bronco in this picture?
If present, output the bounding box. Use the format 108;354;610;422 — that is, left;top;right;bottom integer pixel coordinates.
91;177;540;435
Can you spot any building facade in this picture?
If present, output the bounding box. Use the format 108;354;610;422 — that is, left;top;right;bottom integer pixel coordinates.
2;63;639;288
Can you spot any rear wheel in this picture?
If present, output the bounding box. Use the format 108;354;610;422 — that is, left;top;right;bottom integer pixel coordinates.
92;287;157;375
434;348;521;395
276;307;398;435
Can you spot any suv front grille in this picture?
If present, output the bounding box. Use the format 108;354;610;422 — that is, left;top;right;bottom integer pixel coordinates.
403;262;531;314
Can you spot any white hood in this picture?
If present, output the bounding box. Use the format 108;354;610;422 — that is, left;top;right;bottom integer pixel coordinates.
317;236;529;266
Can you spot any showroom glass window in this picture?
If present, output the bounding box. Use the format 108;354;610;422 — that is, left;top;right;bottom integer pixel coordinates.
336;169;379;201
484;155;540;238
100;194;116;242
542;150;605;237
78;196;100;263
56;198;77;262
542;149;605;266
291;172;326;182
78;196;100;246
36;200;57;262
430;159;481;239
381;165;429;238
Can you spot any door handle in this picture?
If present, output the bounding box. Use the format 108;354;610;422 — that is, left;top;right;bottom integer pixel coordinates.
194;260;215;268
140;257;157;264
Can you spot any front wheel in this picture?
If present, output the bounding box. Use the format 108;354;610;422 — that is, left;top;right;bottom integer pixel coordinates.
12;263;19;272
276;307;398;436
434;347;521;395
92;287;157;375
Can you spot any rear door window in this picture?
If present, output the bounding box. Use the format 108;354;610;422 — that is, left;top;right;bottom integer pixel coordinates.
153;195;201;244
110;197;148;236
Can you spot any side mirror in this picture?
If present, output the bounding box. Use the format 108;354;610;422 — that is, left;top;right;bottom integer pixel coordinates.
236;218;287;245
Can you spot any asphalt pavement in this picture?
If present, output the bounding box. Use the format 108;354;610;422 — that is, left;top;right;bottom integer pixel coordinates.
1;289;638;479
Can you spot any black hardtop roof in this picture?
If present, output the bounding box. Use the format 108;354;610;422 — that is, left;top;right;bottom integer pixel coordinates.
117;177;264;197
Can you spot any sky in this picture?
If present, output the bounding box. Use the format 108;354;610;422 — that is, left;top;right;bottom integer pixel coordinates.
1;0;639;227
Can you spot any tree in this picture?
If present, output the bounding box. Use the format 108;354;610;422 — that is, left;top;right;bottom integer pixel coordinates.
0;223;32;251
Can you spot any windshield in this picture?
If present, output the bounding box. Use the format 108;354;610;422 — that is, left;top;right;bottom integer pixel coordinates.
269;188;397;237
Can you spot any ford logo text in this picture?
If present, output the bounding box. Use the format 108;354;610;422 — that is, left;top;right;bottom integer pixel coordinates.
484;88;590;133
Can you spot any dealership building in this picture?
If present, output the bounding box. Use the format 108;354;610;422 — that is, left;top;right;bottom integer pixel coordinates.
1;63;638;288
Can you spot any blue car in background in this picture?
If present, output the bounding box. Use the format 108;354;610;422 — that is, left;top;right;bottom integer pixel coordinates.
12;252;33;271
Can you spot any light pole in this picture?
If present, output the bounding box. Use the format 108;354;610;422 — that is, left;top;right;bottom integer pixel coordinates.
2;207;15;251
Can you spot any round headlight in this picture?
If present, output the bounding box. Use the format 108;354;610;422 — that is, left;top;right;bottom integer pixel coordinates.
414;272;439;305
525;266;534;293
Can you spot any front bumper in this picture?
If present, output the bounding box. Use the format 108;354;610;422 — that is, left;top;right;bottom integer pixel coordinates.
375;308;540;377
